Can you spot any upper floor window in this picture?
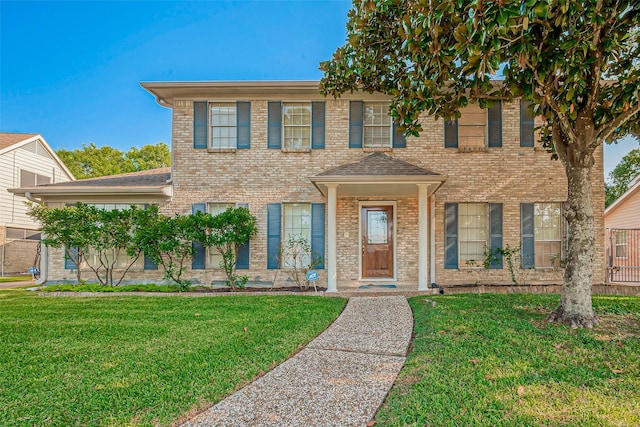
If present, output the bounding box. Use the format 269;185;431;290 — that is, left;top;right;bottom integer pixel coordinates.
363;102;392;148
193;101;250;150
520;100;535;147
445;102;502;149
349;101;406;149
210;103;237;149
6;227;41;241
20;169;50;187
268;102;325;150
283;103;312;149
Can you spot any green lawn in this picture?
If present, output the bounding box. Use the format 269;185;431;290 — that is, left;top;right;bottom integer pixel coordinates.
376;294;640;427
0;275;31;283
0;291;346;427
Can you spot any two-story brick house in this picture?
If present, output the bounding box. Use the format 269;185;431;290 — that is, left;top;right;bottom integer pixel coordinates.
13;81;606;290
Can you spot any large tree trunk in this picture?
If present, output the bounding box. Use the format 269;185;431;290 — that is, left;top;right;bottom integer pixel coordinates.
548;144;599;328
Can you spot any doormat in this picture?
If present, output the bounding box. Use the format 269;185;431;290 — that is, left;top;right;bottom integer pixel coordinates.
358;284;397;289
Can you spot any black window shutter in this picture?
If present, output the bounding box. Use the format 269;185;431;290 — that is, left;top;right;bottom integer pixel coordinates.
521;203;535;268
520;100;535;147
311;203;325;269
444;203;459;269
392;121;406;148
267;203;281;269
268;102;282;149
444;120;458;148
193;101;208;149
349;101;364;148
236;203;250;269
488;102;502;147
311;102;325;149
191;203;206;270
489;203;503;269
236;102;251;149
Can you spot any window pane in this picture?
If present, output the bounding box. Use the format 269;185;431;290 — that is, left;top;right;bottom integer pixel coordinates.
459;203;488;266
534;203;562;267
363;102;391;148
367;211;388;244
210;103;237;149
458;105;487;148
20;170;36;187
283;203;312;268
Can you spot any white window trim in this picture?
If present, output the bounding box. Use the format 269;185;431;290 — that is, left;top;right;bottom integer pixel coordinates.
282;102;312;151
533;202;564;269
208;102;238;150
458;203;489;269
358;201;397;281
206;202;238;269
363;102;393;149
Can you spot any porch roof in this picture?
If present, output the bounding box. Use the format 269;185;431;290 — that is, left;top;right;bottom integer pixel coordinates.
310;152;446;197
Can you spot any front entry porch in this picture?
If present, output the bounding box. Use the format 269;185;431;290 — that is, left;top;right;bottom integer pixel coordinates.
310;152;446;292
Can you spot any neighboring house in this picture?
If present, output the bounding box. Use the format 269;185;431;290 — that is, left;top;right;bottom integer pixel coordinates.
604;175;640;283
0;132;74;275
9;81;607;290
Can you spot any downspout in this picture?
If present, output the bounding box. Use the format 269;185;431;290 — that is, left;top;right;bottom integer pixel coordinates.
25;192;47;285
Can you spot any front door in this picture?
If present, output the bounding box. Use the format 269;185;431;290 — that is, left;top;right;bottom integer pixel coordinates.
362;205;394;278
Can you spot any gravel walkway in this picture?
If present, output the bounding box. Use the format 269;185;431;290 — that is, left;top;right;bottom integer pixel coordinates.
181;296;413;427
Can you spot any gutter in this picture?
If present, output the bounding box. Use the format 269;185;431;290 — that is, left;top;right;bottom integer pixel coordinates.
24;192;47;285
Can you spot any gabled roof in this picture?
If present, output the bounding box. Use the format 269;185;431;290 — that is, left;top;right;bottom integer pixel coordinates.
0;132;39;150
605;175;640;217
316;152;440;177
310;152;446;198
0;132;75;180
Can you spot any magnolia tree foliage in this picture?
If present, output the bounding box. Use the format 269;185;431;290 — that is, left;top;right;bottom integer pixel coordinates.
321;0;640;328
192;207;257;291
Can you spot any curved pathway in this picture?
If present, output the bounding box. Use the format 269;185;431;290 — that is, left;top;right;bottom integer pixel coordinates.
182;296;413;427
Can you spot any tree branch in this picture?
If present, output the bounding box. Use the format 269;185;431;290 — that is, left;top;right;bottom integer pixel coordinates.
595;102;640;146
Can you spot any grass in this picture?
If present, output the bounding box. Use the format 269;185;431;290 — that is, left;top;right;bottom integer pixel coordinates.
0;275;31;283
0;290;346;427
40;283;190;292
376;294;640;427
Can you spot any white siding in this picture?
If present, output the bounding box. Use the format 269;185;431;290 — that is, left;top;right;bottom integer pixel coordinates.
605;188;640;229
0;140;72;229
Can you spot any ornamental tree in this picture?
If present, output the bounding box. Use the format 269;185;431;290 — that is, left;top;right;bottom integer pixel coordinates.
606;147;640;206
321;0;640;327
192;207;257;291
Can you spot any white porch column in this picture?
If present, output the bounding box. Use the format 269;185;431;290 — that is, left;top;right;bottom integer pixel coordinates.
430;196;436;285
327;184;338;292
418;184;429;290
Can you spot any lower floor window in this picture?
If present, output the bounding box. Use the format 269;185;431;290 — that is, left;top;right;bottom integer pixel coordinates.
615;230;628;258
534;203;563;267
282;203;312;268
459;203;488;267
207;203;234;268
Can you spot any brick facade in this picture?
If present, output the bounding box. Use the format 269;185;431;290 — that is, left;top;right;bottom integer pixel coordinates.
45;85;606;288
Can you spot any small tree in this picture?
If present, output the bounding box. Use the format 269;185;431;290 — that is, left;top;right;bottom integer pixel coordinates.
133;206;196;291
282;235;324;291
29;203;144;286
28;203;91;283
606;147;640;206
193;207;257;291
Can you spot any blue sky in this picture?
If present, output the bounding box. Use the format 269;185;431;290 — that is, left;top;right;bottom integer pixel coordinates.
0;0;637;179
